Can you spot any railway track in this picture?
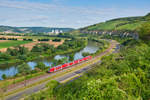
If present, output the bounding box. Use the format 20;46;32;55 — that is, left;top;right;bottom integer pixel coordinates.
4;40;119;100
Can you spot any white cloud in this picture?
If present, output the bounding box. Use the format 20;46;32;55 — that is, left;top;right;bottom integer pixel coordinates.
0;0;58;11
0;0;149;28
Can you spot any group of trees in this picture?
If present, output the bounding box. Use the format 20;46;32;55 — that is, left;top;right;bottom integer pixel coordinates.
0;38;86;65
7;38;17;40
0;45;30;61
23;38;33;41
31;43;55;53
138;22;150;42
82;52;90;57
0;62;47;80
14;56;68;79
17;62;47;75
4;46;29;61
52;57;68;66
57;39;86;51
0;53;11;61
38;39;50;41
69;53;74;61
18;63;31;74
35;62;47;71
0;37;17;40
0;38;87;80
52;39;61;42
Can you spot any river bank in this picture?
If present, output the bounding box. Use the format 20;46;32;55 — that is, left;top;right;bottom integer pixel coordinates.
0;39;87;67
0;40;101;80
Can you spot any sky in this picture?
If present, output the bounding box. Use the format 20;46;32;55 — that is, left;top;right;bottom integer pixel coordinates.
0;0;150;28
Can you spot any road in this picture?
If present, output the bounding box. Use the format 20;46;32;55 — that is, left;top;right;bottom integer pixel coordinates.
5;40;119;100
5;61;102;100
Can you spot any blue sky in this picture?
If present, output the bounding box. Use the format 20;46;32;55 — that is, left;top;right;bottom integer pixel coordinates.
0;0;150;28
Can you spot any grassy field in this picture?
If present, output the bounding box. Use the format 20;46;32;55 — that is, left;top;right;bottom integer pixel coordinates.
82;13;150;31
0;41;32;49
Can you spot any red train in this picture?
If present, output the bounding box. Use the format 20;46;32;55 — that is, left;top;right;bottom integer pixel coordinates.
48;56;92;73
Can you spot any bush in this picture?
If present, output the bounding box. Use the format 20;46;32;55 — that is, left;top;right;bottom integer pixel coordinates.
2;74;7;80
138;22;150;41
18;55;27;61
38;39;49;41
30;70;38;74
69;53;74;61
52;39;61;42
17;63;32;74
82;52;90;57
46;80;60;89
23;38;33;41
35;62;46;71
0;53;11;61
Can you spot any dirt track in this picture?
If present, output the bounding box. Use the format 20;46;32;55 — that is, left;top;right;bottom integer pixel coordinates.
0;40;9;43
0;35;22;39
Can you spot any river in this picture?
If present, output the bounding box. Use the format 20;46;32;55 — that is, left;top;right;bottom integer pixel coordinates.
0;41;99;80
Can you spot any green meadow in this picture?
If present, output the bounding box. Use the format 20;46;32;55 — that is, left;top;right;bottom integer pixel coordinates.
83;13;150;31
0;41;32;49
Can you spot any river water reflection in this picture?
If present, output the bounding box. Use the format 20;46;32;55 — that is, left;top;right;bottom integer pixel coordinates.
0;41;99;80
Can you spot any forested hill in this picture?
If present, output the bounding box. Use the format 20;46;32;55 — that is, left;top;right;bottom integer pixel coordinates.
0;26;74;34
81;13;150;32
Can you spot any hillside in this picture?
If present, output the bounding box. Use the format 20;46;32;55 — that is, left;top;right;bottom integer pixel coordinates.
81;13;150;31
0;26;74;34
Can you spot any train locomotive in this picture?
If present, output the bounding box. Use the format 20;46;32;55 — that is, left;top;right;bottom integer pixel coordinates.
48;56;92;73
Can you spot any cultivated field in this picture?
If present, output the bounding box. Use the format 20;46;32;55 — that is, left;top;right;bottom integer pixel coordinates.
0;40;64;52
0;35;22;39
21;40;64;51
0;40;32;49
0;35;67;41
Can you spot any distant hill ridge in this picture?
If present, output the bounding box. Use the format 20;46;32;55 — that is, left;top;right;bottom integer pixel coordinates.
0;26;74;34
80;13;150;32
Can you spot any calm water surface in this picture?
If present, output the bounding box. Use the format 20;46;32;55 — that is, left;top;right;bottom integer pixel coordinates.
0;41;99;80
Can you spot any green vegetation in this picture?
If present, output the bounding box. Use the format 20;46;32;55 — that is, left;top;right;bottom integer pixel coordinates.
88;38;110;57
81;13;150;31
0;38;87;87
138;22;150;41
2;74;7;80
0;38;87;65
52;57;68;66
35;62;47;71
0;40;31;49
1;12;150;100
0;38;108;93
25;21;150;99
82;52;90;57
69;53;74;61
52;38;61;42
25;80;60;100
26;38;150;100
18;63;32;74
